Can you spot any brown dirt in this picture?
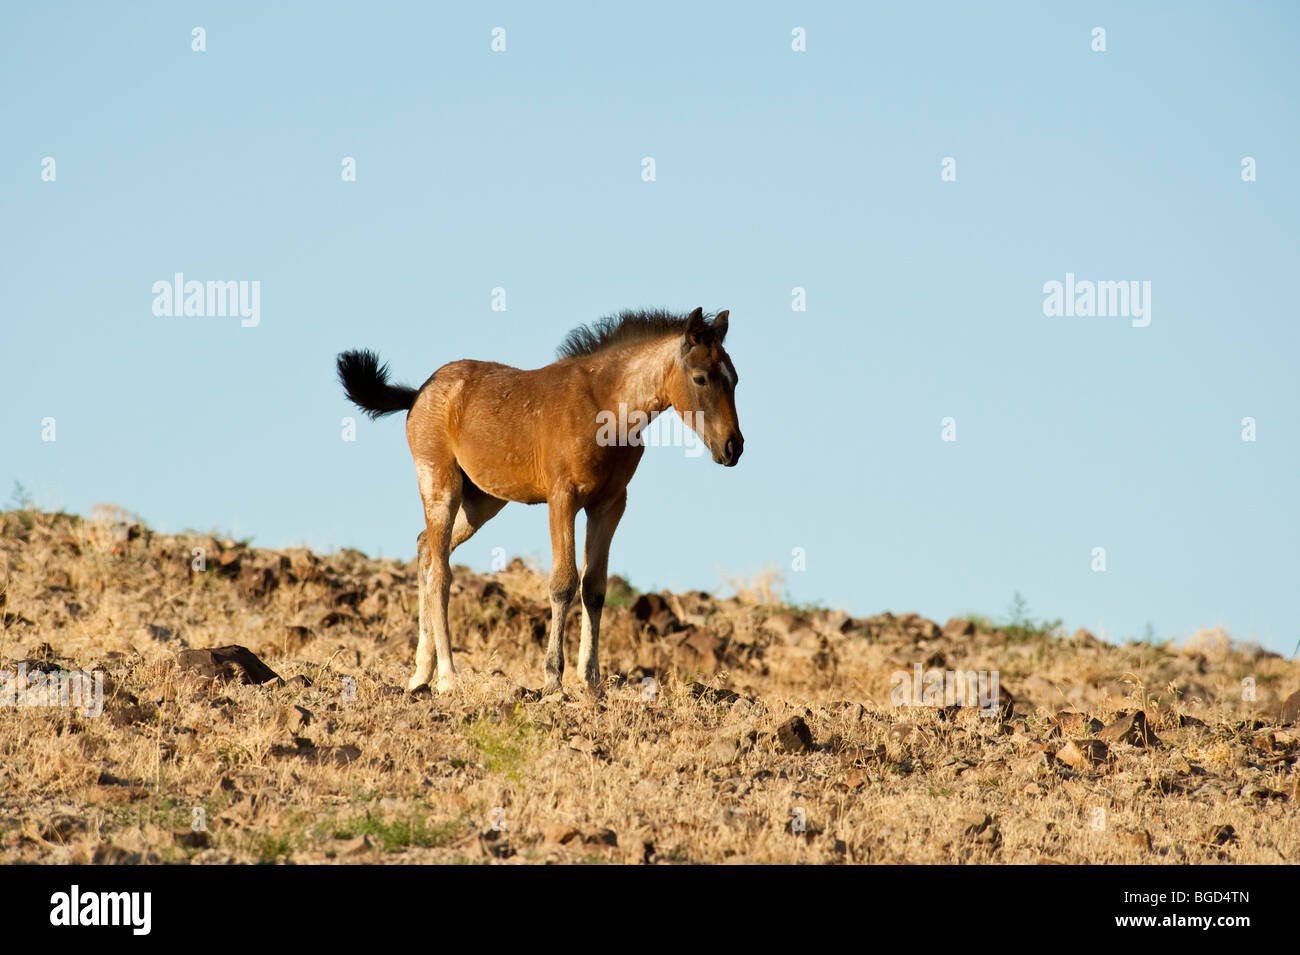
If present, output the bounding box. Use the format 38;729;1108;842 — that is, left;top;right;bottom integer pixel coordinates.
1;507;1296;864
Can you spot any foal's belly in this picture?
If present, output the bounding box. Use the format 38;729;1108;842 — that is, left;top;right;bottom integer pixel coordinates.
453;424;548;505
459;459;547;505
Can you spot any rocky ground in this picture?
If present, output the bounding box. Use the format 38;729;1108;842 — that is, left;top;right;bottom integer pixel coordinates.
1;505;1297;864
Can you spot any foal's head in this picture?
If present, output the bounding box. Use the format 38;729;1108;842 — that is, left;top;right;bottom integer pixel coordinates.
671;307;744;467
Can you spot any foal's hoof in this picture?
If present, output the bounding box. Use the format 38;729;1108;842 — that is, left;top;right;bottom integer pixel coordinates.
407;675;430;692
436;673;458;694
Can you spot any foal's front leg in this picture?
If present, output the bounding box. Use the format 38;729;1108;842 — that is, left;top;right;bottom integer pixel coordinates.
577;492;626;691
543;488;578;695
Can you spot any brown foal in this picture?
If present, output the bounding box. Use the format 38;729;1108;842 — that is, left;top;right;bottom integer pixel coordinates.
337;307;743;694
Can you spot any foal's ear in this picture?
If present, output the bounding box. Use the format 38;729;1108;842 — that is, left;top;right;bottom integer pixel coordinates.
684;307;707;345
713;310;729;342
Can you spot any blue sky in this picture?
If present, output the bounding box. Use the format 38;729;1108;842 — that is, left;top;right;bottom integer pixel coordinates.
2;2;1297;652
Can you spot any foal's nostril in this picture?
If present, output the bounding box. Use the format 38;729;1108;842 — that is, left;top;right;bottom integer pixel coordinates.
724;437;741;465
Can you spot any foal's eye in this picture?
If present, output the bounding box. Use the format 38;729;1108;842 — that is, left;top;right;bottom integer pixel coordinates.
692;374;708;386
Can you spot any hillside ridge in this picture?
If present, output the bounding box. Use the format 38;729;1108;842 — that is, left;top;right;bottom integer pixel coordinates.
1;507;1297;864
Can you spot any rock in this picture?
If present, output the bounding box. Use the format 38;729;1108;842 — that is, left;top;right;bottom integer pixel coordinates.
476;829;515;860
1276;690;1300;725
1012;743;1052;778
1251;730;1278;752
581;828;618;847
1190;781;1233;801
776;716;814;754
821;609;850;633
177;645;281;685
677;629;723;672
910;617;941;641
709;737;742;766
761;613;813;643
282;547;322;583
279;741;361;766
40;814;85;842
623;828;654;865
942;617;975;639
1055;738;1110;771
95;685;155;727
710;727;757;766
333;588;365;609
1052;709;1103;737
335;835;371;856
319;744;362;766
567;735;600;757
922;650;947;669
953;812;997;843
173;828;210;849
274;626;314;653
1239;782;1286;802
1167;681;1214;705
1124;830;1152;852
279;705;313;734
237;556;284;598
1072;628;1099;646
1102;677;1142;702
687;682;740;705
91;843;136;865
544;823;581;846
1205;824;1236;846
631;593;680;636
887;722;916;752
1020;674;1066;708
992;682;1017;719
358;590;388;618
1097;710;1161;747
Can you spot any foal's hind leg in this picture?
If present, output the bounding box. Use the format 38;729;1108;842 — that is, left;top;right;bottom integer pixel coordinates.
410;461;462;693
449;479;507;552
413;529;433;686
411;479;504;691
577;491;627;691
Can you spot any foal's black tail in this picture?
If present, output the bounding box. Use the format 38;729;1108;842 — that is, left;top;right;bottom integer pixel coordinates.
336;349;419;419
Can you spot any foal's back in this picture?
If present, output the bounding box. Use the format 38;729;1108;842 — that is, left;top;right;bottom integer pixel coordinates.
409;357;600;505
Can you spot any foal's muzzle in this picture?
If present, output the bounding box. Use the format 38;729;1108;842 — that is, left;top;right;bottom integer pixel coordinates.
721;433;743;467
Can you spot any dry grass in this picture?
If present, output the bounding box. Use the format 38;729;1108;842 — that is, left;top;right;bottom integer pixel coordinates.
1;506;1296;864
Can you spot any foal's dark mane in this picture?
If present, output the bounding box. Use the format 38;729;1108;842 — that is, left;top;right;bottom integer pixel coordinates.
557;309;716;359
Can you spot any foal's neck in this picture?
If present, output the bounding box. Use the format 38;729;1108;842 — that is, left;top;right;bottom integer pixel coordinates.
600;335;680;418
